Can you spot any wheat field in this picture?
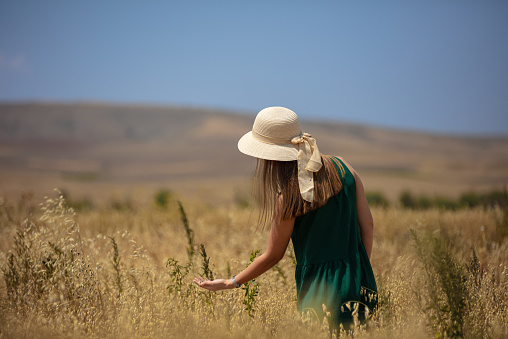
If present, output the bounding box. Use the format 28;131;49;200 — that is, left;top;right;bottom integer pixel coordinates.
0;190;507;338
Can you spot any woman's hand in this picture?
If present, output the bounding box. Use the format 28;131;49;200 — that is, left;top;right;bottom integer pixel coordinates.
193;277;234;291
193;196;295;293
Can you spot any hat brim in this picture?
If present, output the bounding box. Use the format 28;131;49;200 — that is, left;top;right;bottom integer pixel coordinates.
238;131;298;161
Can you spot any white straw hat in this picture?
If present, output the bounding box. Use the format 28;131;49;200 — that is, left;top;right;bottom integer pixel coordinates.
238;106;323;202
238;107;301;161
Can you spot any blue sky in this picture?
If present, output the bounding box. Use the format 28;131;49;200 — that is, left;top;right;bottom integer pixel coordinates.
1;1;507;135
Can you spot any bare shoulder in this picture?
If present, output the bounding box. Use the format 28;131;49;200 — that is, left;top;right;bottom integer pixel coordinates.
334;156;368;197
334;156;358;179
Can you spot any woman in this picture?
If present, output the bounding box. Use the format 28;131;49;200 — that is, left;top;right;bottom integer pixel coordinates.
193;106;377;328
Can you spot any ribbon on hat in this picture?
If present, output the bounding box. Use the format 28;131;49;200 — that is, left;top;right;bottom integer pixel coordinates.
291;133;322;202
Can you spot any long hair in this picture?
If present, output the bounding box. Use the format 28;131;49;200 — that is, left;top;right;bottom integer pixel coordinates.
253;154;345;228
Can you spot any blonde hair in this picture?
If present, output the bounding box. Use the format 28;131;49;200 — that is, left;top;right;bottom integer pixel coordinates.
253;154;345;228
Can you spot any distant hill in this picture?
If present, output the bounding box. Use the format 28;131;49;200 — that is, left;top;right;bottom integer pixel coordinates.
1;102;507;204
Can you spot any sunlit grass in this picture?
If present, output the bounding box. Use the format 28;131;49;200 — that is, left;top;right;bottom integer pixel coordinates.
0;190;507;338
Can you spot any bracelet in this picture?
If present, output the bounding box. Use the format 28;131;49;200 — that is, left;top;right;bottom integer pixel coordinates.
232;275;242;288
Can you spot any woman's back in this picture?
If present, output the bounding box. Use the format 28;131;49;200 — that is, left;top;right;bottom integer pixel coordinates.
291;157;377;327
292;157;358;263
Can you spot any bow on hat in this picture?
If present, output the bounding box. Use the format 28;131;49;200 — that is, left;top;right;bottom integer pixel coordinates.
291;133;322;203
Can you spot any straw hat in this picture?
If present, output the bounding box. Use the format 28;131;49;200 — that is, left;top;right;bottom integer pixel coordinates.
238;106;323;202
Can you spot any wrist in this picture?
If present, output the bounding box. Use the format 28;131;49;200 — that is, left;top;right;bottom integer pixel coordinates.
227;279;236;289
232;275;242;288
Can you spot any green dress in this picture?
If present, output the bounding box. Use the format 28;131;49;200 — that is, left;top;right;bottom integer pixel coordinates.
291;157;378;328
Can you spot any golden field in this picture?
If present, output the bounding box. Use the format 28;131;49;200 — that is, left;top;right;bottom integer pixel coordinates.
0;190;507;338
1;102;508;337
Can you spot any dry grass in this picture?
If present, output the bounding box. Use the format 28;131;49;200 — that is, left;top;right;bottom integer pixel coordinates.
0;190;507;338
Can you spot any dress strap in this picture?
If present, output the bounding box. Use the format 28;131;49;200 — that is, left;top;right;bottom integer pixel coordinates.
330;156;346;180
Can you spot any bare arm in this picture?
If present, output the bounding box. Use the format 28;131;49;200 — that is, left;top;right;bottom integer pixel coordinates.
337;157;374;259
353;171;373;259
194;198;295;291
